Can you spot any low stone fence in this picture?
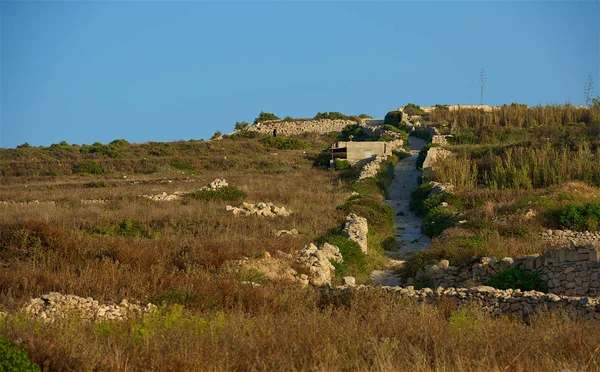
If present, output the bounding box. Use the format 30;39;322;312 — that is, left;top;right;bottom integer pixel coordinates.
332;284;600;319
541;229;600;248
246;119;357;136
428;245;600;297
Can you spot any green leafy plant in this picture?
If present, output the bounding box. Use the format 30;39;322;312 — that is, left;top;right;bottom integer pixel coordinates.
487;268;547;292
333;159;350;170
0;334;40;372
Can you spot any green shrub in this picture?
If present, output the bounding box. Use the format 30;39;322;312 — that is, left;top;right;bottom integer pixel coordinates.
410;183;433;217
254;111;280;124
449;132;477;145
334;159;350;170
339;124;370;141
487;268;547;292
109;139;130;147
234;121;250;130
17;142;31;149
186;186;246;202
320;233;366;277
282;116;293;122
404;103;425;116
45;170;59;177
86;181;107;188
259;136;308;150
210;131;222;140
422;206;456;237
315;112;348;120
558;202;600;231
97;219;156;238
383;111;403;126
80;143;121;158
147;142;177;157
171;161;196;172
0;334;40;372
73;161;103;175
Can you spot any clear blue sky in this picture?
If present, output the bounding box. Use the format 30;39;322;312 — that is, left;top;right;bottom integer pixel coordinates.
1;1;598;148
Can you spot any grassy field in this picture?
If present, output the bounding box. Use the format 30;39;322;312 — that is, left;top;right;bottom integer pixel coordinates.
2;109;600;370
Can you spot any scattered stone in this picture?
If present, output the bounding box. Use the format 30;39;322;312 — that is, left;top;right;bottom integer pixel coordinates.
24;292;156;322
226;202;291;217
273;229;299;237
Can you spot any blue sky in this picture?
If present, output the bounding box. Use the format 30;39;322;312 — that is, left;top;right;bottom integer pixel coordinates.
1;1;598;148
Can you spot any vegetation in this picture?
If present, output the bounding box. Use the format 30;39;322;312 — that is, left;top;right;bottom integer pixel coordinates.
73;160;103;175
186;186;246;202
254;111;280;124
2;105;600;370
403;103;426;116
383;110;403;126
0;334;40;372
487;269;548;292
259;136;308;150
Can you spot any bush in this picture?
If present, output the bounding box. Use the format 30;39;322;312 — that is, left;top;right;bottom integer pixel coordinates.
17;142;31;149
333;159;350;171
358;113;372;119
254;111;280;124
147;142;177;157
340;124;370;141
210;131;222;140
0;334;40;372
73;161;103;175
259;136;308;150
315;112;348;120
449;132;477;145
86;181;107;188
234;121;250;130
80;143;121;158
109;139;130;147
320;233;366;277
558;202;600;231
487;268;547;292
404;103;425;116
186;186;246;202
171;161;196;172
383;111;403;126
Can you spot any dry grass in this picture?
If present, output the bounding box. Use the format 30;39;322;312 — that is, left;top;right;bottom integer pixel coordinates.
2;134;600;370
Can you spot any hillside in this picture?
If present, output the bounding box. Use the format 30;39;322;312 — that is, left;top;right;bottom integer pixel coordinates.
2;104;600;370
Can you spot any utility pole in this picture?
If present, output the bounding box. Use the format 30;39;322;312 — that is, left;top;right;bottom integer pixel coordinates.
480;68;487;106
584;74;594;107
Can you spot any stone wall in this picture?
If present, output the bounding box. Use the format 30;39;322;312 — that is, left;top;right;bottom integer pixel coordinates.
541;229;600;248
332;284;600;319
246;119;358;136
428;245;600;297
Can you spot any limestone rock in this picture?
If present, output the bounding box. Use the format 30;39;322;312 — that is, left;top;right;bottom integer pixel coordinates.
343;213;368;253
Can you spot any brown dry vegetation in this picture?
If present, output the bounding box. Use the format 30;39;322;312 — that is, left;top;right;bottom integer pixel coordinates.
2;118;600;370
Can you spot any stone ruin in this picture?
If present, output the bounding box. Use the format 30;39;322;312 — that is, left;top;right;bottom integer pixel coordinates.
226;202;291;217
142;178;228;201
24;292;156;322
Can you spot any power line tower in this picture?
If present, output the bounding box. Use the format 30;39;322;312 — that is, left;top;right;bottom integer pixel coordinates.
584;74;594;107
480;68;487;105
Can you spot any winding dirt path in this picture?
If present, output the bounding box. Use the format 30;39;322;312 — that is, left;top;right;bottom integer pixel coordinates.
370;137;431;285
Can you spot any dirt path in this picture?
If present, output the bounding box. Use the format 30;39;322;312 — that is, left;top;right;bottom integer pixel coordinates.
370;137;431;286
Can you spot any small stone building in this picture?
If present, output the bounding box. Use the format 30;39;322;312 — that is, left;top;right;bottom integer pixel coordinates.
331;141;393;164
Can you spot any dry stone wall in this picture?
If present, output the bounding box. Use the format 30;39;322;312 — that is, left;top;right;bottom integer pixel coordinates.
342;213;368;253
541;229;600;248
25;292;156;322
427;245;600;297
332;284;600;319
246;119;358;136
